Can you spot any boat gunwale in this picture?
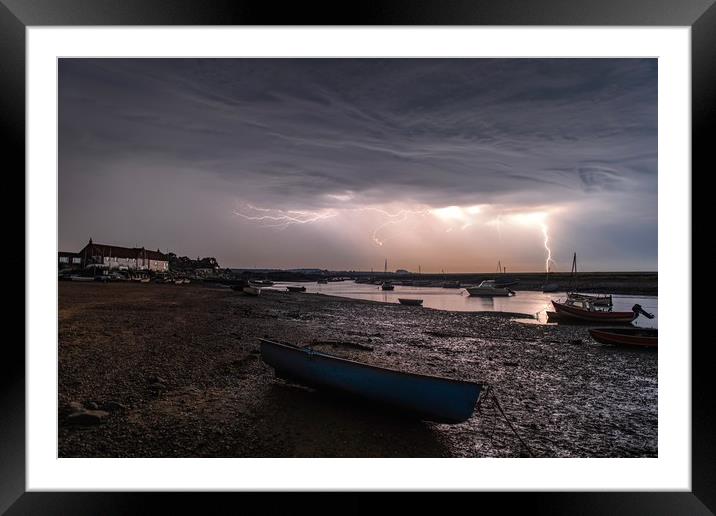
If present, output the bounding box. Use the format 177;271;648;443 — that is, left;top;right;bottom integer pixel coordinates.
589;327;657;336
259;338;486;389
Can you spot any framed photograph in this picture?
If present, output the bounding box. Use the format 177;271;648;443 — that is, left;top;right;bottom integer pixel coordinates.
6;0;709;513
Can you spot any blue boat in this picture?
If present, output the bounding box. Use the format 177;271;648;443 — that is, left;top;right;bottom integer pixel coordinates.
259;338;486;423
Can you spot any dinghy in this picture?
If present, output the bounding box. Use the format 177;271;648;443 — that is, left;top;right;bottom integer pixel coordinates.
398;298;423;306
259;338;486;423
286;285;306;292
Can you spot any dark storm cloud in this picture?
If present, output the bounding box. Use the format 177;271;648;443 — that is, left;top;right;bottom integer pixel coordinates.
58;58;657;268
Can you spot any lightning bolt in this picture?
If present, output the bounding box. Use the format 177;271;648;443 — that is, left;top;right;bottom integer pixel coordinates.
233;204;338;229
235;202;431;246
371;212;409;246
369;207;430;246
540;222;555;272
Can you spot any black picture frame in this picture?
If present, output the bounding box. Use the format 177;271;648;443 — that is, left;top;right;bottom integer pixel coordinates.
3;1;709;513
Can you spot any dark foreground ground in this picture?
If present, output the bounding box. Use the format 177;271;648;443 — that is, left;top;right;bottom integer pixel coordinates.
58;282;657;458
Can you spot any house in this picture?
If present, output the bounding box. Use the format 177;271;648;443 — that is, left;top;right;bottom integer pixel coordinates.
77;238;169;272
58;251;82;269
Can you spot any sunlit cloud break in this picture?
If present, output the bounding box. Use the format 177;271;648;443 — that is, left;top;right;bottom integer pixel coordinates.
234;201;561;270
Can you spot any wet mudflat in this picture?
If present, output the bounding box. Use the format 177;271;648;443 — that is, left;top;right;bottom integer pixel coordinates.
58;282;657;458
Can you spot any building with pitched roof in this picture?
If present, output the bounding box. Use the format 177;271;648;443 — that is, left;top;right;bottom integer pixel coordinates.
76;238;169;272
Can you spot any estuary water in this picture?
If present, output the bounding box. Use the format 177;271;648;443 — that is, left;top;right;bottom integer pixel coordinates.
270;280;658;328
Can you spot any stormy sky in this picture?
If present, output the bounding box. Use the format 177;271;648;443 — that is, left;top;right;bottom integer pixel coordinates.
59;58;657;272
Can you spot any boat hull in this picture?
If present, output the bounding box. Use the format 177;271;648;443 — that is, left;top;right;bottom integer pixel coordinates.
286;286;306;292
260;339;485;423
466;287;512;297
552;300;637;323
589;327;657;348
398;298;423;306
243;286;261;296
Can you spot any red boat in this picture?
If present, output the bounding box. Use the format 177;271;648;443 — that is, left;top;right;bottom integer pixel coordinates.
589;327;657;348
551;300;640;324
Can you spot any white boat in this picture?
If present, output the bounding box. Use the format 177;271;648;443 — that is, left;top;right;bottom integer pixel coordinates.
243;285;261;296
465;280;514;297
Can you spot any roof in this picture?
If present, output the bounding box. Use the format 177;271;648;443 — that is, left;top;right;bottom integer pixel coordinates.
80;242;167;261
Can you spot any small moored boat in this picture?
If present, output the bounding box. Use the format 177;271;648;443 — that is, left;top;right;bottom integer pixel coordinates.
381;281;394;291
286;285;307;292
551;299;652;324
259;338;486;423
589;327;657;348
398;298;423;306
465;280;514;297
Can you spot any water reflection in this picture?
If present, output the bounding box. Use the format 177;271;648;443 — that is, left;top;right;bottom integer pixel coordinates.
269;281;658;328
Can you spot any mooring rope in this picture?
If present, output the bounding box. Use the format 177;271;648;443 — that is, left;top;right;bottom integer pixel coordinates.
488;388;536;458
